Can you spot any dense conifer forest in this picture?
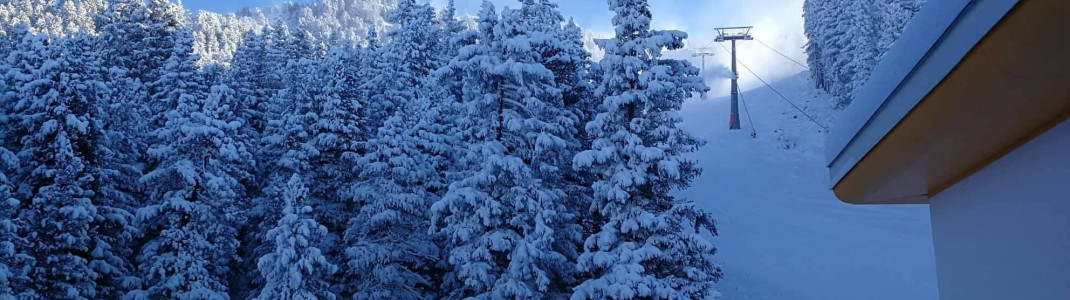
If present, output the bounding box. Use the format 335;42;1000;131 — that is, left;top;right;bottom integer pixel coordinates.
0;0;721;298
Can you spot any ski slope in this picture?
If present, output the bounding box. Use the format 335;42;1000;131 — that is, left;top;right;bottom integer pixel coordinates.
679;72;939;300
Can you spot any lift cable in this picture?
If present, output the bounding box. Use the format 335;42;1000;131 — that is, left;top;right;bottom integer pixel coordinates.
720;43;830;132
754;37;810;70
737;82;758;137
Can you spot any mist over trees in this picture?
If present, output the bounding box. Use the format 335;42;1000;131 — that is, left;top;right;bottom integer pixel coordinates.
0;0;720;299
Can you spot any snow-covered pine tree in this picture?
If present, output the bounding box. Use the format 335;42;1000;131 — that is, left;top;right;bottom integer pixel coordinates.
555;20;594;120
264;22;296;77
569;0;721;299
254;25;318;221
229;30;271;142
385;0;443;88
244;64;321;300
834;0;879;108
95;0;157;86
431;2;578;298
338;26;378;134
147;27;207;130
0;22;29;65
516;1;592;279
516;0;593;118
291;28;327;60
343;78;462;300
1;25;35;152
131;32;249;299
876;0;924;57
64;33;141;299
306;48;362;234
256;175;337;300
11;32;108;300
0;145;32;300
143;0;185;77
438;0;467;59
228;29;290;300
803;0;832;91
354;26;409;137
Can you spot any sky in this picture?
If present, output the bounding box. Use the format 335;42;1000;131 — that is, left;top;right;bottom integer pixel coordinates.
182;0;810;97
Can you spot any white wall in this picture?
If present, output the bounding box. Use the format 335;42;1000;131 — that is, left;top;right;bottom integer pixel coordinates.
930;118;1070;300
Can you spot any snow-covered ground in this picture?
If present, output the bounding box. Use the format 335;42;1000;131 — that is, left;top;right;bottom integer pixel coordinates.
679;72;939;300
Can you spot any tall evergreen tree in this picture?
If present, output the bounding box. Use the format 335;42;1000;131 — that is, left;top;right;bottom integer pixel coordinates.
147;28;206;129
804;0;924;108
569;0;721;299
385;0;443;89
1;25;34;154
344;86;460;300
307;49;362;234
142;0;184;76
64;33;140;300
95;0;156;85
432;3;578;298
12;32;108;300
354;26;408;137
0;143;31;300
438;0;467;59
230;29;290;300
228;30;272;141
256;175;336;300
130;33;249;299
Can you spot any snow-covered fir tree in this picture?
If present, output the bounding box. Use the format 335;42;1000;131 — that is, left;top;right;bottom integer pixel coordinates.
569;0;722;299
438;0;467;58
432;2;580;298
343;78;462;299
384;0;443;87
1;25;36;151
256;175;337;300
147;28;206;130
64;33;140;299
229;30;272;141
9;32;120;299
0;142;31;300
308;47;363;231
131;31;251;299
352;26;409;137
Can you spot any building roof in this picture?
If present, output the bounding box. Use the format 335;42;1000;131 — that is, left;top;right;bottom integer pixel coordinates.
827;0;1070;204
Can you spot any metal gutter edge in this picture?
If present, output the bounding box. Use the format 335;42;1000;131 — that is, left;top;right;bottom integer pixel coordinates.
827;0;1022;188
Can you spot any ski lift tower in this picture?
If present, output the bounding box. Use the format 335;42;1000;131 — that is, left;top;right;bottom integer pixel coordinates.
715;26;753;130
692;47;717;98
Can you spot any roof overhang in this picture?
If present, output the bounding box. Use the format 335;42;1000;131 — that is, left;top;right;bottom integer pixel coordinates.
827;0;1070;204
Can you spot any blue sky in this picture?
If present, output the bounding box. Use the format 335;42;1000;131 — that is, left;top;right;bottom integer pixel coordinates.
183;0;809;96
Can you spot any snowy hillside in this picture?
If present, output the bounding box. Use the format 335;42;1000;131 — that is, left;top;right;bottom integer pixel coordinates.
681;72;939;300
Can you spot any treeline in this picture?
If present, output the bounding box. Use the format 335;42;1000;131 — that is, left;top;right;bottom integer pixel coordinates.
0;0;721;299
0;0;397;66
803;0;925;108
